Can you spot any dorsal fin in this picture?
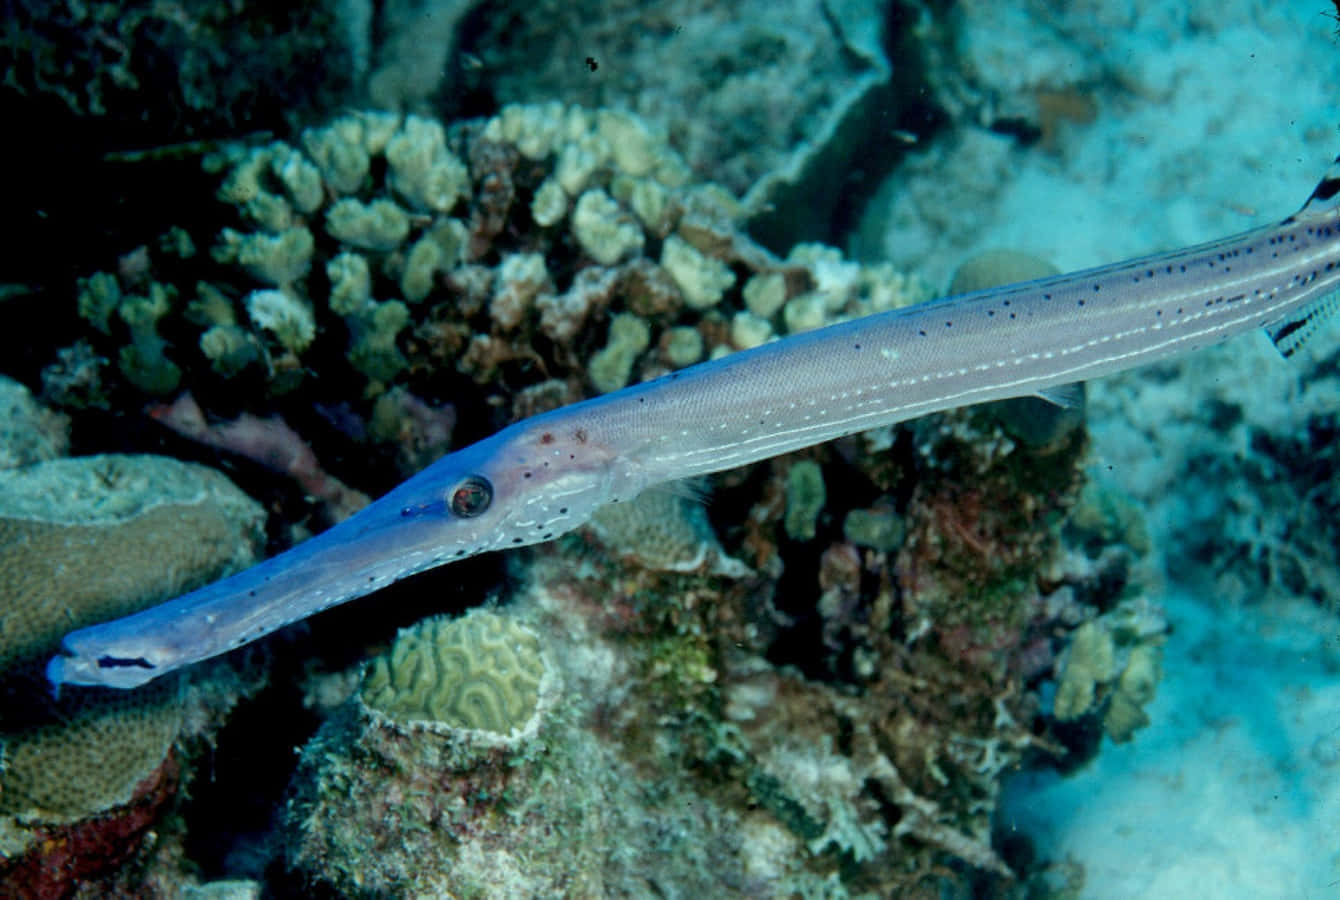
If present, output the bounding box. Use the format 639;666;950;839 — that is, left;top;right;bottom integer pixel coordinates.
1285;154;1340;223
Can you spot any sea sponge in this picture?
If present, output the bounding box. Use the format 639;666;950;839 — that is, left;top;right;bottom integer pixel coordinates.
360;610;550;738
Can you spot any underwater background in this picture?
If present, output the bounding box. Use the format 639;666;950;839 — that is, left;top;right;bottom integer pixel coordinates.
0;0;1337;896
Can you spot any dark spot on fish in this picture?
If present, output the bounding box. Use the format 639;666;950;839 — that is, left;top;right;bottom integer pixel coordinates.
575;429;588;443
540;432;554;444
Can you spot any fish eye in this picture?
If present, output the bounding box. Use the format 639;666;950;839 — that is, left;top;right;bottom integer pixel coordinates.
449;475;493;518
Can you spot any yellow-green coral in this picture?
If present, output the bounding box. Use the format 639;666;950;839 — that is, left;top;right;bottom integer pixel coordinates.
115;281;182;395
661;234;735;310
1103;645;1162;743
244;288;317;354
214;226;315;287
1053;608;1165;743
784;460;827;541
361;610;549;736
588;313;651;393
325;198;411;251
1053;621;1117;721
572;189;644;265
385;115;469;214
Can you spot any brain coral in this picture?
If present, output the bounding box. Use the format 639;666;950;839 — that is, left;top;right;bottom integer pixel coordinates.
361;610;549;736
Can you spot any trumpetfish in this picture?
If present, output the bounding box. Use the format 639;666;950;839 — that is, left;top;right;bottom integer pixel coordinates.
47;159;1340;690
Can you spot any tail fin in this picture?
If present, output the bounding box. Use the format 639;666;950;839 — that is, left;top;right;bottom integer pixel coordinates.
1267;155;1340;357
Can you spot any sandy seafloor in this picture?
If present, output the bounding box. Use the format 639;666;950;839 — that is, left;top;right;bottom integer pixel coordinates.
860;1;1340;894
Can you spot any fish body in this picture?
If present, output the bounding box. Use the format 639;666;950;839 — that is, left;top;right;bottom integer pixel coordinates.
48;161;1340;689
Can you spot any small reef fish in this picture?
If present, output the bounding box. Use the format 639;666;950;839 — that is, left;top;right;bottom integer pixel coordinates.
48;159;1340;690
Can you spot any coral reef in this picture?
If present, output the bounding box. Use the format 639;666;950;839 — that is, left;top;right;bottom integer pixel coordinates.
0;679;184;823
35;95;1154;899
1051;599;1164;743
279;370;1157;895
